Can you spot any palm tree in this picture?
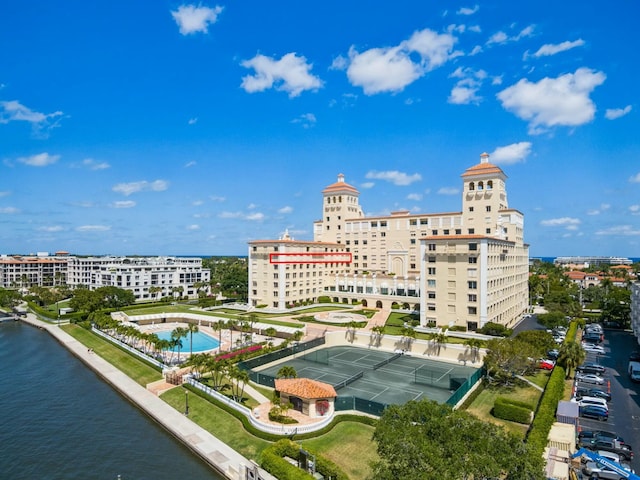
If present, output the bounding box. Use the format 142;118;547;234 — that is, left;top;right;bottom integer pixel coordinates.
346;320;359;343
432;332;448;356
265;327;277;341
186;322;199;357
171;327;188;361
371;325;385;347
291;330;304;343
226;319;238;350
232;368;250;403
185;352;208;378
558;341;586;379
276;365;297;379
464;338;483;363
401;326;416;351
213;320;224;349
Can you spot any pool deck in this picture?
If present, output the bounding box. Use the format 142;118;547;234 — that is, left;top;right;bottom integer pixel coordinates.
21;314;276;480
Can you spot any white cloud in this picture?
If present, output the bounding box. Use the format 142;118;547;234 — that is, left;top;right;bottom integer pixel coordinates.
497;68;606;134
246;212;265;221
219;211;243;219
0;207;20;214
346;28;458;95
111;200;136;209
407;193;423;201
112;180;169;196
487;25;535;46
278;206;293;214
330;55;348;70
457;5;479;15
605;105;632;120
18;152;60;167
292;113;316;128
360;182;375;189
210;195;226;202
540;217;581;227
595;225;640;236
448;67;487;105
185;161;197;168
0;100;63;137
187;224;200;231
469;45;483;56
188;117;198;125
171;4;223;35
490;142;532;165
630;205;640;215
38;225;64;232
241;53;323;98
437;187;459;195
629;173;640;183
365;170;422;186
531;39;585;58
76;225;111;232
82;158;110;170
587;203;610;215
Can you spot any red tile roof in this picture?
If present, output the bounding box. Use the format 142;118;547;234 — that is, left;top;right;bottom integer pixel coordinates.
275;378;337;399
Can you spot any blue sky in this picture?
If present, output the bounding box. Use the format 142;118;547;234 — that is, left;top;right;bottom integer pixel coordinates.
1;1;638;258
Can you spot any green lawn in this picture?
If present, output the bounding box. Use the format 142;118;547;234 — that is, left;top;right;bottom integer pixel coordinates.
304;421;377;480
61;324;162;386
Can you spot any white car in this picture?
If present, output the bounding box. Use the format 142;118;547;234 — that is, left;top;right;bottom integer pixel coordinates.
583;343;606;354
576;372;606;385
582;460;634;479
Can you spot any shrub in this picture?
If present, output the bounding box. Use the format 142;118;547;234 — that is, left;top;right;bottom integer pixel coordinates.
477;322;512;337
493;397;533;424
260;439;348;480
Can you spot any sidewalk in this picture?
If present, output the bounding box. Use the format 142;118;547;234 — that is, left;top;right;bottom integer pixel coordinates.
21;314;275;480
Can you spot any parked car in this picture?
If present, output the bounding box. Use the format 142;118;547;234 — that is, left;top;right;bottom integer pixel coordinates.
573;396;609;411
629;351;640;362
578;363;606;375
583;333;604;344
585;439;634;461
582;343;606;354
576;372;606;385
578;430;625;445
579;404;609;421
576;388;612;401
582;460;634;479
539;359;555;370
547;349;560;360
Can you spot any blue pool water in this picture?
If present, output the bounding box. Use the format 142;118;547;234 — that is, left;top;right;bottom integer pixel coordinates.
155;330;220;352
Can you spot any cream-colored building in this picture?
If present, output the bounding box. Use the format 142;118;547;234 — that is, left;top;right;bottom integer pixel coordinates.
248;153;529;330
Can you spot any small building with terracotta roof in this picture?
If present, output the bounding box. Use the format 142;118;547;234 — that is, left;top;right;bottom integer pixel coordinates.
274;378;337;418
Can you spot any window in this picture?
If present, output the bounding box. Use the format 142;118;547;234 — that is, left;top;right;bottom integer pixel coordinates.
428;244;436;251
428;291;436;299
468;306;477;315
469;206;474;212
410;239;416;244
443;229;449;235
486;206;491;212
420;218;429;225
432;230;438;235
427;279;436;287
410;219;417;226
469;243;478;251
410;263;416;269
428;267;436;275
468;257;477;264
455;229;461;235
468;281;477;289
486;228;491;234
468;228;475;234
468;294;477;302
428;303;436;311
428;256;436;263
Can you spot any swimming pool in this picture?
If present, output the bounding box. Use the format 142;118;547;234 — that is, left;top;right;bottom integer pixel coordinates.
155;330;220;353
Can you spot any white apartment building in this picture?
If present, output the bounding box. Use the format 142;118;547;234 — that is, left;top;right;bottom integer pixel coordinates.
0;253;210;302
249;153;530;330
0;252;69;288
66;256;210;301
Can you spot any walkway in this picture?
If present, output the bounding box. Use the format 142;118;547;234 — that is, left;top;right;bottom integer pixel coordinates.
20;314;275;480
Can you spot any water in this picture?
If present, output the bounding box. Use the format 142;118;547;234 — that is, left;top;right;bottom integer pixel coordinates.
0;322;222;480
155;330;220;352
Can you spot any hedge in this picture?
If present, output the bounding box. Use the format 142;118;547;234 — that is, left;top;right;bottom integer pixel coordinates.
493;397;533;424
260;439;348;480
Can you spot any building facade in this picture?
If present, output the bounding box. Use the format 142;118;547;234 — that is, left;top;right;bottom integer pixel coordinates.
0;253;210;302
249;153;530;330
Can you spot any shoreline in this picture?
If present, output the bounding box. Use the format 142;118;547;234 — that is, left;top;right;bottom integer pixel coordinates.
20;314;275;480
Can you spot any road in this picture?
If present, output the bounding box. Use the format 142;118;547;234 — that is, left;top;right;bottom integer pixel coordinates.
576;329;640;471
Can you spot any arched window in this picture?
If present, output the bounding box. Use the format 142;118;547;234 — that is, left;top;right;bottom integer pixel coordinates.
487;180;493;189
478;181;484;190
469;182;475;191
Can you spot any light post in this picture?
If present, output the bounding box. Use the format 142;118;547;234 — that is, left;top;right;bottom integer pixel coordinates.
184;390;189;416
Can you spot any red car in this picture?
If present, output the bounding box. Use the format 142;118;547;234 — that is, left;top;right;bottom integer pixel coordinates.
539;359;555;370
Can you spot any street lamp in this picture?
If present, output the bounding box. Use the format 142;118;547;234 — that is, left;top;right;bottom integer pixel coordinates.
184;390;189;416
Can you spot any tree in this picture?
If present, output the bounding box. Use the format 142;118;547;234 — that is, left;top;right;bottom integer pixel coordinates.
371;325;385;347
265;327;277;341
276;365;297;379
170;327;188;361
557;341;585;379
370;399;545;480
291;330;304;343
430;332;448;356
463;338;483;363
186;322;199;357
346;320;359;343
484;338;538;386
514;330;556;357
400;326;416;351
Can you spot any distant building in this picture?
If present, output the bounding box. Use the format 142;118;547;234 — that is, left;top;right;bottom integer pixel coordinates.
249;153;530;330
0;253;210;301
554;256;633;267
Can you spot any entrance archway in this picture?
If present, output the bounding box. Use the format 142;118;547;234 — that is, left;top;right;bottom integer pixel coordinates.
290;396;303;412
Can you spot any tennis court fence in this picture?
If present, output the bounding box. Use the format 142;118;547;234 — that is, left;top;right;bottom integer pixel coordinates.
334;371;364;391
238;336;326;371
372;352;402;370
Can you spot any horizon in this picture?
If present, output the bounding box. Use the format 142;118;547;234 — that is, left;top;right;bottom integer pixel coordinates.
1;2;638;258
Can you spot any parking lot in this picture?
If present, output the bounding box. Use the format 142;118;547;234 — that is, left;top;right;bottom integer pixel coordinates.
574;328;640;472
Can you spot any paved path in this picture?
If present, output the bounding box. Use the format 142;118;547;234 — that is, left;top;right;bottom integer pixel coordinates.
21;314;275;480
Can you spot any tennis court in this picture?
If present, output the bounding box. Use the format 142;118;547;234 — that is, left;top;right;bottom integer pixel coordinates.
256;345;480;405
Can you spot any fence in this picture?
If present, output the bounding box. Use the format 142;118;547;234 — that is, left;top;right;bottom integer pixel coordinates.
334;396;387;417
92;327;164;369
238;337;326;371
446;367;485;407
